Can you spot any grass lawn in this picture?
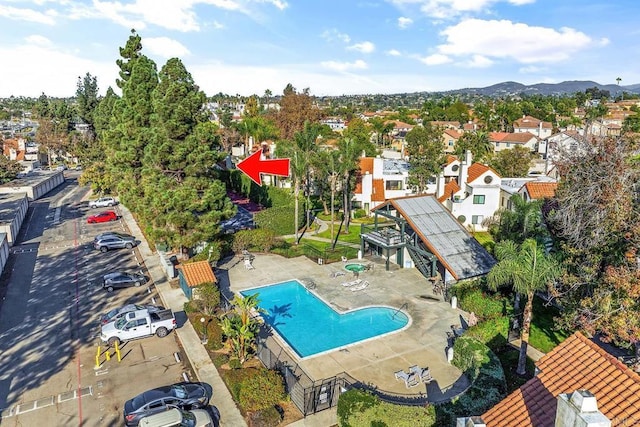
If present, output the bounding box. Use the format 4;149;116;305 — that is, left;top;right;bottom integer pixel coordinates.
314;224;362;244
529;297;570;353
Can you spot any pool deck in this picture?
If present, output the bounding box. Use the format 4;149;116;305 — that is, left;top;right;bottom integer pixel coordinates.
219;253;471;401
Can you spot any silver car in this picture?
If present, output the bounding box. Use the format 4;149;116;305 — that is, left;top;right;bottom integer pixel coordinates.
100;304;164;325
89;196;118;208
94;233;137;252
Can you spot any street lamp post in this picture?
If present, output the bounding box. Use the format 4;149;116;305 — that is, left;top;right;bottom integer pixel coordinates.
200;317;208;344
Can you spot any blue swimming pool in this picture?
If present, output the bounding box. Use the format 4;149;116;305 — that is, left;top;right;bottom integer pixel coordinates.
240;280;409;358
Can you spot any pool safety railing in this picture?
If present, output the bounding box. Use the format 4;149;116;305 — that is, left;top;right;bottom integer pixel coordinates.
391;302;408;320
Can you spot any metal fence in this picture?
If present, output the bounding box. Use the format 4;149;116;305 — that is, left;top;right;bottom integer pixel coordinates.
255;335;432;417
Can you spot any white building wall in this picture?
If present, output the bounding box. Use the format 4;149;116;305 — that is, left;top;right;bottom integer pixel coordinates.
448;177;502;231
0;193;28;245
0;233;8;278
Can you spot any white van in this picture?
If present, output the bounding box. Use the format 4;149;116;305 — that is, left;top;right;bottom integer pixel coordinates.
138;408;214;427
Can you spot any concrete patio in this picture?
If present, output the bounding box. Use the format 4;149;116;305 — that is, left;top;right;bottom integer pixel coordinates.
218;253;471;400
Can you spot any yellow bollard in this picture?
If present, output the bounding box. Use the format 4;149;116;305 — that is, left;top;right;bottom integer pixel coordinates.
105;348;111;361
95;346;101;368
115;341;122;362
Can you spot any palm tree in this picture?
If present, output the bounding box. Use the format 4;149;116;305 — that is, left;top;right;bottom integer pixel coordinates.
487;239;561;375
495;194;545;244
220;294;264;363
337;137;362;234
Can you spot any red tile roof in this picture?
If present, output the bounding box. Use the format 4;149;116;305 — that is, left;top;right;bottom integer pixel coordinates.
444;129;462;139
489;131;510;142
467;163;491;183
438;180;460;203
500;132;538;143
514;115;552;129
482;332;640;427
371;179;385;202
523;182;557;199
177;260;216;287
359;157;374;175
445;154;458;165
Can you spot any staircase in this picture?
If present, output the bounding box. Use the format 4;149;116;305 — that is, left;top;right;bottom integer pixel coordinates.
406;243;434;280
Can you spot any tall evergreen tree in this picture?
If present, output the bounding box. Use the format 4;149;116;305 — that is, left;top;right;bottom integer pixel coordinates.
405;124;444;193
75;72;99;128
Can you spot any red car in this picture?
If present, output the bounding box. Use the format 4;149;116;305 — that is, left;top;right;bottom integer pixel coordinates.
87;211;118;224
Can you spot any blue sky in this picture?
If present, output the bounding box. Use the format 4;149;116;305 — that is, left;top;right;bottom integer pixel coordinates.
0;0;637;98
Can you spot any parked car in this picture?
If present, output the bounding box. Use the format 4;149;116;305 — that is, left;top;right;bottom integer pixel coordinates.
94;233;137;252
137;407;216;427
89;196;118;208
100;304;165;325
123;383;211;426
95;231;135;241
102;271;147;291
101;309;176;346
87;210;118;224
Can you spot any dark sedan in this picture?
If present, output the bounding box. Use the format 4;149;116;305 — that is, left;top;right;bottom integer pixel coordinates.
102;271;147;292
123;383;211;426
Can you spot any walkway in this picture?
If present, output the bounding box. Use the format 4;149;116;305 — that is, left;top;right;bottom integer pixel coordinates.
508;339;546;362
119;206;248;427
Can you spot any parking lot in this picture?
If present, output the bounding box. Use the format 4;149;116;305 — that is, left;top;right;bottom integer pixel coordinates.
0;175;202;426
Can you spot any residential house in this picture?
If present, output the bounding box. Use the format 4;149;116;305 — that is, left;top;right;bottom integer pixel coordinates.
321;117;346;132
436;151;501;231
176;260;217;300
352;157;412;214
479;332;640;426
429;120;461;130
2;138;26;161
490;131;539;153
513;115;553;139
442;128;463;153
499;177;557;211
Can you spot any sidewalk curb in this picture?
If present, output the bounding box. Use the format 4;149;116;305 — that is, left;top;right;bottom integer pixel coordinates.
119;206;248;427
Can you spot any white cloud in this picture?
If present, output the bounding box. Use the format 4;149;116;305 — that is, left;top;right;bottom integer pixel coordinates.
398;16;412;29
256;0;288;10
465;54;493;68
388;0;535;19
519;65;547;74
25;35;53;47
436;19;595;64
386;49;402;56
320;60;368;72
347;41;375;53
0;43;118;97
321;29;351;43
145;37;191;58
418;53;452;65
0;5;56;25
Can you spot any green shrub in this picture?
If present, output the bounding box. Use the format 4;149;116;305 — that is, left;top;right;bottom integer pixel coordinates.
436;336;507;425
183;300;199;314
205;320;224;351
247;405;282;427
353;208;366;219
212;352;229;368
229;358;242;369
224;367;286;413
451;280;509;321
337;389;436;427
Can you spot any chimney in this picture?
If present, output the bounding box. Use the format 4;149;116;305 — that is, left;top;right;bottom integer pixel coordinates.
555;390;610;427
456;416;486;427
458;150;472;186
436;173;445;198
18;138;26;151
9;147;17;161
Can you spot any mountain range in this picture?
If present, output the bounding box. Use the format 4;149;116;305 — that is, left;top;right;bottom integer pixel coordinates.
444;80;640;97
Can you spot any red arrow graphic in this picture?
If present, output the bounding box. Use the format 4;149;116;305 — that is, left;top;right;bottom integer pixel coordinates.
236;150;290;185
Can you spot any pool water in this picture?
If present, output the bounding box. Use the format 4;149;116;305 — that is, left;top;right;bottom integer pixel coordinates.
240;280;409;358
344;263;366;272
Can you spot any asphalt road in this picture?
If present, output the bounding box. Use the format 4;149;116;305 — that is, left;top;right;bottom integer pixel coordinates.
0;173;195;426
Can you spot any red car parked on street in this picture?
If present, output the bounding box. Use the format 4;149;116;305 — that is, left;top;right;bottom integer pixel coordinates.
87;210;118;224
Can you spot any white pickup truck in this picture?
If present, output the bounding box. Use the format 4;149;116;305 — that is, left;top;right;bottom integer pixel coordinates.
100;309;176;346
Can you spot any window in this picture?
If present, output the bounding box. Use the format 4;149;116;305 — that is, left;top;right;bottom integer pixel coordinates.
473;195;485;204
448;140;454;146
452;165;459;172
484;175;493;184
385;180;403;191
472;215;484;225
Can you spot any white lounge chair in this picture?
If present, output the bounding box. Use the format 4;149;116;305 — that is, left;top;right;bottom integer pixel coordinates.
350;281;369;291
341;279;362;287
409;365;433;383
244;259;254;270
341;256;348;262
394;370;419;388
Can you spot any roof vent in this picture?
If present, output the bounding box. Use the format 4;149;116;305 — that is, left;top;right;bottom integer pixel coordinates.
555;390;610;427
